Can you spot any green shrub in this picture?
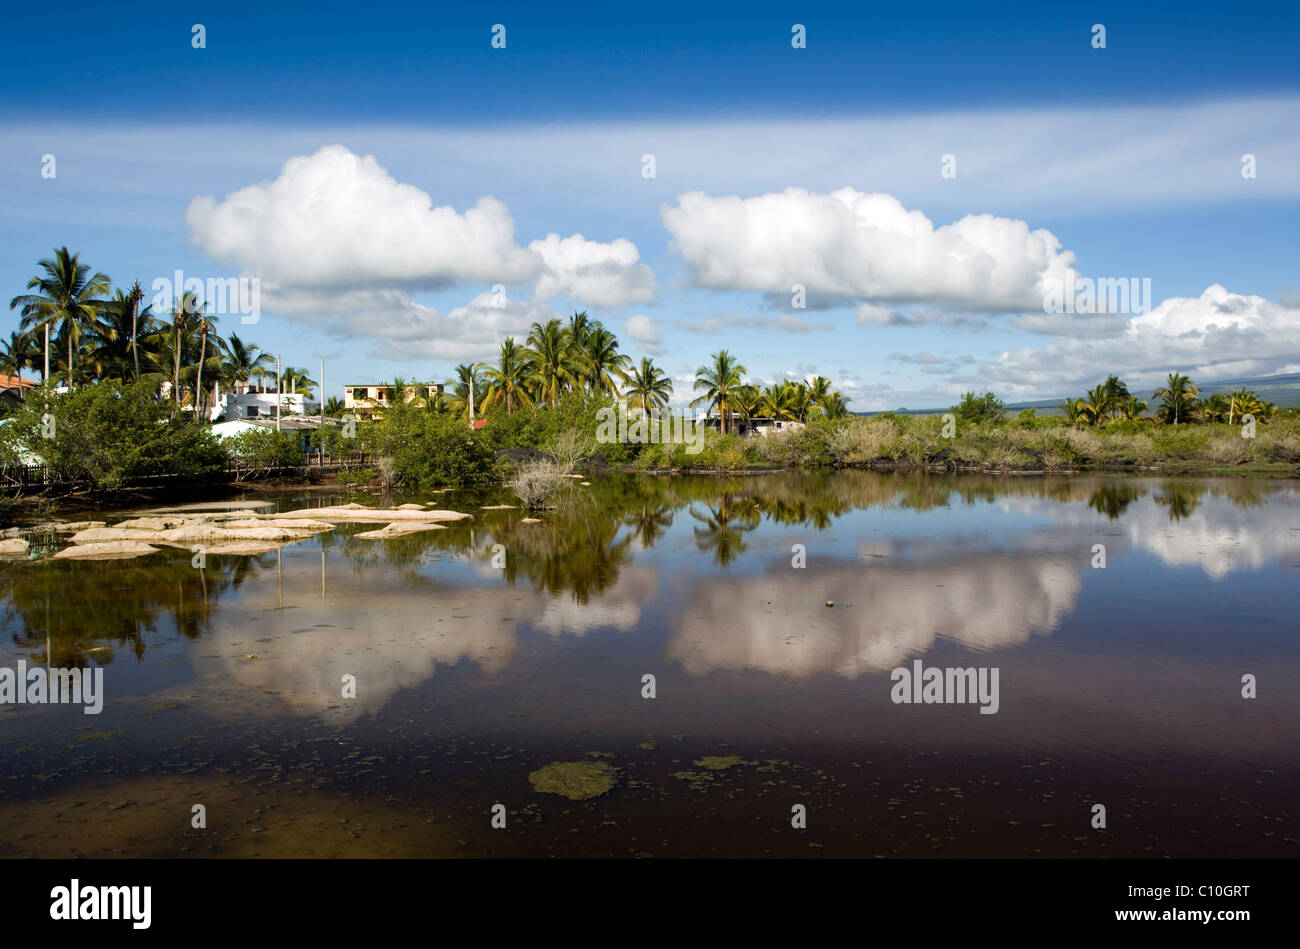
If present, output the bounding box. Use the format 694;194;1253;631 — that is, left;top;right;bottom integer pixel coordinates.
0;380;226;490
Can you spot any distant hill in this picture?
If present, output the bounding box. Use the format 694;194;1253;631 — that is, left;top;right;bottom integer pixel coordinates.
865;372;1300;417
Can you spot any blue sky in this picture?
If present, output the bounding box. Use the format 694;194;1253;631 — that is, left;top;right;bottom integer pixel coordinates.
3;0;1299;409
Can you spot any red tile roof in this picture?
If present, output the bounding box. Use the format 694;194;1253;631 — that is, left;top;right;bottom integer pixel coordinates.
0;374;37;390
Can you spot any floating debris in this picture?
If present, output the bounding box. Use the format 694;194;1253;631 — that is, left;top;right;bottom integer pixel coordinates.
528;761;619;800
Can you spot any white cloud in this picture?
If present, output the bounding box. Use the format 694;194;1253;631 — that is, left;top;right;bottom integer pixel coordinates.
185;145;541;290
982;285;1300;398
663;187;1079;311
267;286;557;363
622;314;664;355
528;233;656;307
676;311;832;334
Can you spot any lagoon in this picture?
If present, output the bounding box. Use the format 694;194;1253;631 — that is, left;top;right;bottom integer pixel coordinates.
0;471;1296;857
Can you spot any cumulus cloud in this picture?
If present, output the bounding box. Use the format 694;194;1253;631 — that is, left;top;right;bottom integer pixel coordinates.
982;285;1300;398
528;232;656;307
266;285;557;363
662;187;1079;311
623;314;664;355
186;144;541;289
676;311;832;334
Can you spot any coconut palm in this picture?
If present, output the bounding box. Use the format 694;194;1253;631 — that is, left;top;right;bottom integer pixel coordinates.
322;396;346;417
822;392;852;419
0;330;39;385
85;289;157;382
731;384;763;427
9;247;111;390
281;367;316;398
1060;397;1093;428
1084;383;1111;428
192;310;221;418
525;318;577;408
1119;395;1148;421
480;338;534;415
444;363;486;420
221;333;274;392
567;311;594;351
1152;372;1199;425
623;356;673;416
579;324;631;397
691;350;747;434
1101;375;1130;421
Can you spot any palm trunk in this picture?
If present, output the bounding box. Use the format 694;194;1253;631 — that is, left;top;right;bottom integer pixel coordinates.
195;328;208;419
130;295;140;383
66;320;74;391
173;325;181;407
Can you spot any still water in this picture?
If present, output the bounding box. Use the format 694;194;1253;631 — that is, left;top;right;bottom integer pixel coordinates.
1;472;1296;857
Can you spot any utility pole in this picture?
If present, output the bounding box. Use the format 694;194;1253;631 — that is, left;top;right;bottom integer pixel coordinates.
43;324;49;383
468;376;475;431
276;354;282;432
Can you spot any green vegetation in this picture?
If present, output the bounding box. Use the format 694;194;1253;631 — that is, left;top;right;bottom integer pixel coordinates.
0;380;226;490
3;248;1298;492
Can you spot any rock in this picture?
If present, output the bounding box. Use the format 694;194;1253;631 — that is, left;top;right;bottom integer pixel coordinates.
271;506;472;523
219;518;335;532
395;503;427;510
51;541;159;560
480;505;516;510
70;527;167;544
0;538;29;555
520;518;542;524
353;522;448;539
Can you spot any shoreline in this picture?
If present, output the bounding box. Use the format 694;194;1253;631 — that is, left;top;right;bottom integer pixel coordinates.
6;462;1297;524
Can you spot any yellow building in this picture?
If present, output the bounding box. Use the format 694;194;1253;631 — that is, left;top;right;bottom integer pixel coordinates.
342;383;444;414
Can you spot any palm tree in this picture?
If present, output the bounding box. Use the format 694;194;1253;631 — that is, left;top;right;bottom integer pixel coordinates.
0;330;39;385
444;363;485;420
623;357;673;416
192;310;222;418
807;375;845;417
567;311;594;351
165;291;203;406
731;384;763;427
1060;397;1093;428
1101;375;1130;421
222;333;274;393
124;280;145;382
1119;395;1148;421
9;247;110;390
480;338;534;415
525;319;577;408
84;289;156;382
1152;372;1199;425
1084;383;1111;428
822;392;852;419
580;324;631;397
322;396;346;417
691;349;747;434
282;367;317;398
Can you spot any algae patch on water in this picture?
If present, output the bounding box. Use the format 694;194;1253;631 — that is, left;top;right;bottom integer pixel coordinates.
528;761;619;800
694;755;751;771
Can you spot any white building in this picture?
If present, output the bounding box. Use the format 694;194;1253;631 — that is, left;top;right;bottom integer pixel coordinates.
213;382;319;421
